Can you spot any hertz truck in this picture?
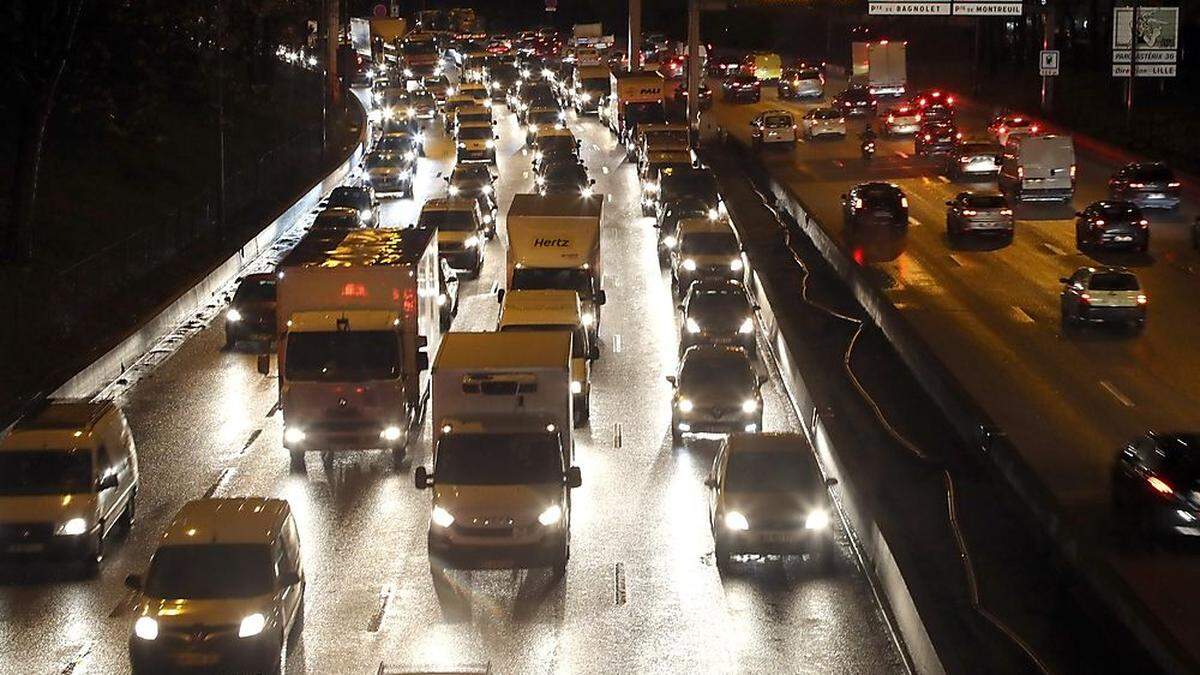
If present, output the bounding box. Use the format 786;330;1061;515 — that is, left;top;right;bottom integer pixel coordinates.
416;331;582;573
273;227;441;472
501;194;606;344
499;289;600;426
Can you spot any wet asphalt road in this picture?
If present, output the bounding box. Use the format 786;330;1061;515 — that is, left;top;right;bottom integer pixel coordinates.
0;87;904;674
706;77;1200;663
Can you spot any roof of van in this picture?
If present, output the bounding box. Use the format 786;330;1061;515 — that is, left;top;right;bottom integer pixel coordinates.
1;400;117;451
280;227;434;269
508;194;602;219
500;289;583;327
288;310;400;333
434;331;572;370
422;198;477;212
160;498;289;547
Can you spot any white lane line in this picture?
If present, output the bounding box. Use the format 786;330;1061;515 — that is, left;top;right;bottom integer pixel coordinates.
921;176;933;185
896;150;910;159
908;216;921;227
1041;242;1068;256
202;467;237;499
602;165;610;174
367;583;395;632
613;423;622;448
522;171;528;179
948;254;965;267
938;175;950;183
614;562;628;605
612;333;622;353
1100;381;1135;408
1011;306;1035;323
59;642;93;675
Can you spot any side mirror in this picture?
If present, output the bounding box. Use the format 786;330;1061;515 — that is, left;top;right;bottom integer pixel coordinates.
595;290;607;306
589;345;601;360
566;466;583;489
124;574;142;590
840;193;848;201
825;477;839;487
590;178;596;186
256;354;271;375
494;135;500;140
1058;277;1070;284
703;476;717;488
496;288;506;303
665;375;677;387
945;200;953;206
753;304;762;312
278;570;301;587
414;466;430;489
97;473;118;491
416;351;430;371
1074;211;1083;217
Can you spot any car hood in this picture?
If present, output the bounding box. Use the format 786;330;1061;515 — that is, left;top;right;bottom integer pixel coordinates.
680;381;755;407
137;594;274;628
433;484;561;525
0;493;96;524
724;491;827;522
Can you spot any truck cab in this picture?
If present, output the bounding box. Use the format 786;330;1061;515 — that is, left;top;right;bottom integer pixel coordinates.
499;289;600;426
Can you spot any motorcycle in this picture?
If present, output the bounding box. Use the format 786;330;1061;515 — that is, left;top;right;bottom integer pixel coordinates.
861;138;876;160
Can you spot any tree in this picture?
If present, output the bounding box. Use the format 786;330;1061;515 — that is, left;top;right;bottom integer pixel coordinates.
2;0;87;263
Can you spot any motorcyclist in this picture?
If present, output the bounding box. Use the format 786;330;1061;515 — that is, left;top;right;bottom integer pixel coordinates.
860;126;877;159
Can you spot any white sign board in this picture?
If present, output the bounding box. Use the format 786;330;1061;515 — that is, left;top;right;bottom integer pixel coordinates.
1112;7;1178;77
1039;50;1059;76
870;0;1021;15
870;1;951;15
953;1;1022;15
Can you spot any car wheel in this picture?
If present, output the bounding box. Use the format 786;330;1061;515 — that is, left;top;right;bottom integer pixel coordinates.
83;529;103;578
714;540;732;573
119;492;136;532
671;425;683;448
289;597;305;643
1075;228;1086;251
224;333;237;350
574;400;590;427
552;536;570;578
289;450;306;474
1136;237;1149;253
391;444;407;472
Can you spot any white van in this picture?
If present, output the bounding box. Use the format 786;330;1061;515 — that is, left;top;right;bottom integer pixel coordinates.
1000;134;1076;202
0;399;139;573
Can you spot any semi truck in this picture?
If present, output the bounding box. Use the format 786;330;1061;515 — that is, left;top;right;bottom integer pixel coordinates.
416;331;581;573
271;227;441;472
851;40;907;98
500;194;606;344
604;70;665;145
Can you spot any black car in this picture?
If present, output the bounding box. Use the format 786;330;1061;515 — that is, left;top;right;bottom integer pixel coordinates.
722;75;761;103
310;207;364;231
524;108;566;144
834;85;876;117
224;273;277;349
658;167;720;216
658;196;715;264
325;185;378;225
914;121;960;156
680;279;758;357
842;182;908;228
1059;266;1146;330
446;164;498;233
1113;432;1200;538
668;345;763;447
537;163;595;198
532;142;582;176
1108;162;1181;211
1075;201;1149;252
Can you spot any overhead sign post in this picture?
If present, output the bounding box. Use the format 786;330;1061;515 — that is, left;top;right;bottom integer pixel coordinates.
1112;5;1178;121
1039;50;1059;76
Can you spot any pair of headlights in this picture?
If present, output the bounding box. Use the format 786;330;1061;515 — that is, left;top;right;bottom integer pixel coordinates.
676;398;758;414
685;317;754;335
723;509;829;531
135;613;266;641
431;504;561;528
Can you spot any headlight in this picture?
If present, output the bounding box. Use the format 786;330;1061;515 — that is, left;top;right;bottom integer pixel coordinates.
407;106;416;117
481;185;493;195
534;175;546;185
483;99;493;108
405;151;417;161
415;132;425;144
724;511;750;531
431;505;455;528
663;235;677;249
380;426;402;442
284;427;306;445
383;107;395;119
437;293;447;307
707;208;719;220
581;187;593;198
457;142;467;149
447;87;456;96
521;69;530;77
533;151;544;161
686;318;701;334
542;68;553;78
571;380;583;394
448;185;460;196
404;68;413;77
463;236;480;248
730;258;744;272
529;124;539;133
643;181;658;193
805;509;831;530
558;112;567;121
483;214;493;224
485;139;495;149
538;504;563;526
677;398;694;412
226;308;242;322
59;517;88;536
238;613;266;638
581;312;595;326
682;259;697;271
741;399;759;413
360;209;372;221
134;616;159;641
581;92;591;102
365;69;376;79
738;317;754;334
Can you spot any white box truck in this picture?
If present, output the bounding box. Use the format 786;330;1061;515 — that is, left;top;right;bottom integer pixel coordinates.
999;134;1076;202
851;40;907;98
501;194;606;343
272;227;441;471
605;70;665;145
416;331;582;572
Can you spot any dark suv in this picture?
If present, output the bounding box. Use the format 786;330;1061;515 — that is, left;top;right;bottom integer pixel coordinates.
1074;201;1149;252
842;182;908;228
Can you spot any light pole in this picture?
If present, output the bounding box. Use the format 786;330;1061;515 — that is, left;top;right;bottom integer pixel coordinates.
628;0;641;71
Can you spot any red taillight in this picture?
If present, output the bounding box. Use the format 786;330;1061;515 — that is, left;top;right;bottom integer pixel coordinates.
955;132;962;139
1148;476;1174;497
1139;219;1149;227
1017;166;1024;178
946;96;955;105
888;114;895;123
924;134;932;141
1031;124;1040;133
914;114;922;122
1079;293;1091;303
1168;181;1181;187
341;283;367;298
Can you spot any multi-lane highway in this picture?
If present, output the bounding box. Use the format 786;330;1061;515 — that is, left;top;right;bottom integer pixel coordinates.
0;85;906;673
706;74;1200;657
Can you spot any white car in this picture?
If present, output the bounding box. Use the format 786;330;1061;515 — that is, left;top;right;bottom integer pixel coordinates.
988;113;1040;147
883;104;922;136
750;110;798;147
800;108;846;140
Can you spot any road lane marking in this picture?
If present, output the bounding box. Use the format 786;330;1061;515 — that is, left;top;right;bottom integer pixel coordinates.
613;423;623;448
612;334;622;352
367;583;394;632
59;642;92;675
602;165;610;174
948;254;965;267
240;429;262;456
614;562;628;605
1100;381;1135;407
202;468;237;499
908;216;921;227
895;150;909;159
108;590;139;618
1011;306;1036;323
266;401;280;417
522;171;528;179
921;176;933;185
1041;242;1068;256
938;176;950;183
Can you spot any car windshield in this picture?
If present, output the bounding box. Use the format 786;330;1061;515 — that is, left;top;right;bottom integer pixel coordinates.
813;109;841;120
861;186;902;206
626;103;666;125
581;77;610;92
681;352;755;389
420;210;475;231
367;154;400;168
661;172;719;201
511;268;595;297
378;136;415;151
793;69;821;80
314;212;358;228
646;131;689;145
529;110;561;124
234;278;276;302
501;324;588;358
458;126;493;140
285;331;399;381
435;433;562;484
145;544;273;599
424;77;448;87
682;232;738;255
959;143;999;156
1098;203;1139;217
691;291;748;317
404;41;438;56
1129;164;1174;182
0;449;92;495
726;451;820;492
964;195;1007;208
763;115;791;128
454;165;492;182
1089;273;1139;291
328;188;367;208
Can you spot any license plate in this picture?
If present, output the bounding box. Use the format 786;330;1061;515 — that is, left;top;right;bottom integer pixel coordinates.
760;533;796;543
5;543;44;553
1148;193;1165;199
1114;235;1133;242
174;653;219;667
